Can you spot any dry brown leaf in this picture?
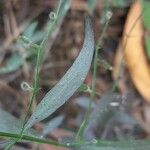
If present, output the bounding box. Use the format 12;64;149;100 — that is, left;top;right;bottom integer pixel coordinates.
115;0;150;101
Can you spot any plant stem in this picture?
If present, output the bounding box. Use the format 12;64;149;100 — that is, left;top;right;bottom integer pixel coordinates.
4;45;43;150
3;1;70;149
76;18;110;139
0;132;87;148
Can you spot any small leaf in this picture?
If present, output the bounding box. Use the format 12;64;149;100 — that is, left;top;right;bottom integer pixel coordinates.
78;84;92;94
0;53;23;74
23;21;45;43
55;0;70;20
0;108;37;136
23;21;38;39
0;109;22;134
78;84;89;92
0;140;11;149
97;58;113;70
87;0;97;15
25;17;94;130
41;115;64;137
31;31;45;43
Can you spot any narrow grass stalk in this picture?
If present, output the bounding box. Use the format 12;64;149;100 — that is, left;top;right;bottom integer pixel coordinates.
4;45;43;150
4;3;64;150
0;132;90;148
76;17;110;139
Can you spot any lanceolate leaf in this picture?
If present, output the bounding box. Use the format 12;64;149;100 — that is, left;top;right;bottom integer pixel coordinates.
0;108;22;134
25;17;94;130
0;53;23;74
0;108;37;136
87;0;97;15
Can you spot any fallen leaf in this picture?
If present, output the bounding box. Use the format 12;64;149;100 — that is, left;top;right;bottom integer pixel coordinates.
116;1;150;101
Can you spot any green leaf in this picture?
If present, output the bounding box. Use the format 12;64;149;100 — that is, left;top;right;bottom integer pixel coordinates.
78;84;89;92
87;0;97;15
97;58;113;71
0;109;22;134
31;31;45;43
56;0;70;19
25;17;95;130
23;21;45;43
143;0;150;31
0;53;23;74
0;140;12;149
0;108;37;136
23;22;38;39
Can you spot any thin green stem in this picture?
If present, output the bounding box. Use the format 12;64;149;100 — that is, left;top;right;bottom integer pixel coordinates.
56;0;62;16
0;132;66;147
76;2;143;142
4;45;43;150
22;46;42;129
3;1;69;149
1;131;150;149
76;18;110;139
0;132;88;148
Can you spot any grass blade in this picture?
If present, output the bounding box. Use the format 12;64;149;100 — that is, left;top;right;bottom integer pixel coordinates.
25;17;94;130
